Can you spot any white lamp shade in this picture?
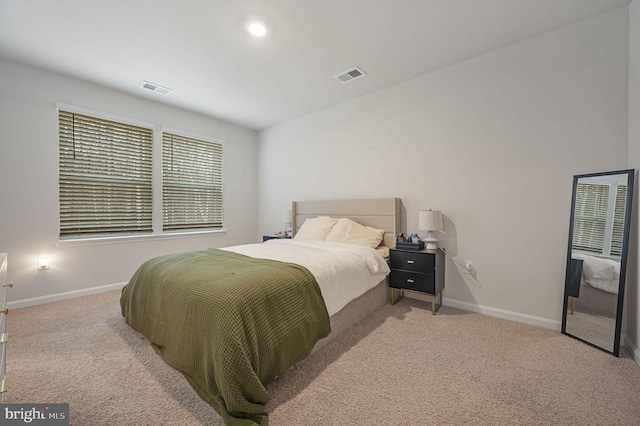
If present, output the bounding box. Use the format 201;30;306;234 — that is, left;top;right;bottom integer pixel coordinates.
419;210;443;232
283;209;293;223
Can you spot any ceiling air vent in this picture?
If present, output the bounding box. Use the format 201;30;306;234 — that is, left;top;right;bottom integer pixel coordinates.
141;81;172;95
334;67;366;83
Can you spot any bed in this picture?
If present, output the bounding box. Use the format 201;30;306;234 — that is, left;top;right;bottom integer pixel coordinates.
120;198;400;426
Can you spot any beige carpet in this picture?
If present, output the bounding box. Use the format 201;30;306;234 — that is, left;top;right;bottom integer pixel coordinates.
6;290;640;425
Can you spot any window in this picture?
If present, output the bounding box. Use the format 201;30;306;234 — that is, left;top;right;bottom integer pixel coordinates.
58;108;225;241
162;132;223;231
572;182;626;257
610;184;627;256
58;110;153;237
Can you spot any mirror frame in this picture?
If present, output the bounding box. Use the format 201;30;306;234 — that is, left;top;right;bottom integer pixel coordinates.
561;169;635;357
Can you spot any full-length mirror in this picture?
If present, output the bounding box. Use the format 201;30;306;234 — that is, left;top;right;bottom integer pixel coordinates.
562;169;634;356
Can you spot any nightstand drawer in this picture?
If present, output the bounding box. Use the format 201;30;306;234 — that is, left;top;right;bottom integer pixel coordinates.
390;250;434;273
389;270;435;294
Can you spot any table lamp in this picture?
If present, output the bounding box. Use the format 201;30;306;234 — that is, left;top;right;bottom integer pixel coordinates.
419;209;443;250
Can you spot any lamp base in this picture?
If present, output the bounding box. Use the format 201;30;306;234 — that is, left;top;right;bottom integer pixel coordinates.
423;233;439;250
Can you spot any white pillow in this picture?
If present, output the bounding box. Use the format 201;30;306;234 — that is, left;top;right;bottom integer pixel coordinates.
293;216;338;241
325;218;385;248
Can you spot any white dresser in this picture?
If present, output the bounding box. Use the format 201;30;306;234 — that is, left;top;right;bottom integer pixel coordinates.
0;253;9;402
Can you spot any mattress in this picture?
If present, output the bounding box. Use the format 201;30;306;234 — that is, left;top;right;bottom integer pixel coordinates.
223;239;390;316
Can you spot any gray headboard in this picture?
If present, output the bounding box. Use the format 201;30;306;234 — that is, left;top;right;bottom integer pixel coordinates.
292;198;401;248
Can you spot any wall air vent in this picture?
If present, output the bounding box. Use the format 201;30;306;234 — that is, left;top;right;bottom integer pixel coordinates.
334;67;366;83
141;81;172;95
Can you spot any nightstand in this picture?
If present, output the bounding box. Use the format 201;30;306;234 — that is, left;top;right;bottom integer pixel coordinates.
389;247;445;314
262;235;291;242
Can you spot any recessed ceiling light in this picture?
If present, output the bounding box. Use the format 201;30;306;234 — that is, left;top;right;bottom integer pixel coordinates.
246;20;267;37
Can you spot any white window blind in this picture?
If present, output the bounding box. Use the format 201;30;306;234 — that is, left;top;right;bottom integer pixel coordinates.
572;183;608;254
610;185;627;256
162;132;223;231
59;110;153;237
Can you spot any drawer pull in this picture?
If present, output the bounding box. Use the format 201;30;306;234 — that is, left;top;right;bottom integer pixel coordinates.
3;282;12;288
407;260;415;264
0;378;6;394
407;279;414;283
0;333;6;344
0;307;7;315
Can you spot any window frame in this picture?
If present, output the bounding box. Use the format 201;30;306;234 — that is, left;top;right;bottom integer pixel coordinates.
56;104;226;247
571;177;627;259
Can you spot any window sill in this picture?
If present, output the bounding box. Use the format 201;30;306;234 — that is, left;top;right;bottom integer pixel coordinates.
56;229;227;248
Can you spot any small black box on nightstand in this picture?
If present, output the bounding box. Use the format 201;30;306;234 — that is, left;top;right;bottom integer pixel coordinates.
395;241;425;251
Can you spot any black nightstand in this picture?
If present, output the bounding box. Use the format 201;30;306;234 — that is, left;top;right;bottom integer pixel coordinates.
389;247;445;314
262;235;291;242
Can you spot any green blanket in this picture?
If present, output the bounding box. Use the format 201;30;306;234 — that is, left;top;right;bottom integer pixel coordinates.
120;249;331;425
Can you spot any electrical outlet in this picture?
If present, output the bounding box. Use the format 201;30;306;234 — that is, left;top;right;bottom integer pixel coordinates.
464;260;474;272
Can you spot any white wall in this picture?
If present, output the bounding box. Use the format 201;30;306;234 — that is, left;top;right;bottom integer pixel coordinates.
0;58;258;303
257;9;630;326
626;0;640;363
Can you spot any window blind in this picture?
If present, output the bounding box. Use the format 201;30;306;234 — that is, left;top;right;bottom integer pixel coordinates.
572;183;608;254
162;132;223;231
58;110;153;237
610;185;627;256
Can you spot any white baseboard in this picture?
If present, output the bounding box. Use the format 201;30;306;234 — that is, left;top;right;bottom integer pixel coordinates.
436;296;562;331
405;292;562;332
402;292;561;330
7;281;127;309
624;335;640;367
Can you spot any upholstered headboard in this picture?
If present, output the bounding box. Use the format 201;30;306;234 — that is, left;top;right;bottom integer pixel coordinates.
292;198;401;248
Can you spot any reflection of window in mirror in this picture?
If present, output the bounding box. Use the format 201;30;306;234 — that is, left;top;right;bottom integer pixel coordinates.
572;176;627;258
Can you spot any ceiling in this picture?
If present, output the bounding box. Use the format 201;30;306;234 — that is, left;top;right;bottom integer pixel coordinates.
0;0;631;130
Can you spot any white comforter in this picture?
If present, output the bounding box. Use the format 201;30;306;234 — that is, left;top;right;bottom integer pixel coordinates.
222;239;390;316
572;253;620;294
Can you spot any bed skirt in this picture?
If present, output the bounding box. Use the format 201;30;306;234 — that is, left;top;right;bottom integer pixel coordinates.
312;278;389;353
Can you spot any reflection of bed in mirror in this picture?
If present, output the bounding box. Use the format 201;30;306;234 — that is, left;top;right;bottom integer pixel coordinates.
571;253;620;312
569;253;619;316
